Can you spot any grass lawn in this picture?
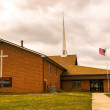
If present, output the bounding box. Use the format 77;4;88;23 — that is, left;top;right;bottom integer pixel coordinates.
105;93;110;97
0;92;92;110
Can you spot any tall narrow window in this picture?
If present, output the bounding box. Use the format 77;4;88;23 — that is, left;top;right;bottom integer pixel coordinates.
49;63;51;74
55;66;57;76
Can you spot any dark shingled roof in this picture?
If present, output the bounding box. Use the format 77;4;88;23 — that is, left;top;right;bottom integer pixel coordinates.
49;55;77;68
49;55;110;75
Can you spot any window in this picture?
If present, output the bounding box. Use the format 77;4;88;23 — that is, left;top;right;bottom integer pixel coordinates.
55;66;57;76
49;64;51;74
72;81;81;88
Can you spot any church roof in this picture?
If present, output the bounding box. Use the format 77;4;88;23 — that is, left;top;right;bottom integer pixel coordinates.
49;55;110;75
0;38;44;56
63;65;109;75
49;55;77;68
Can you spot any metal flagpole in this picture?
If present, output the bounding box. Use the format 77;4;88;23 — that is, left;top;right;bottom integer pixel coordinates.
0;50;3;77
105;48;109;92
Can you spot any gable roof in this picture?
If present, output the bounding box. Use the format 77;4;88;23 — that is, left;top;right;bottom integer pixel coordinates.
0;38;44;56
0;38;66;70
49;55;110;75
49;55;77;68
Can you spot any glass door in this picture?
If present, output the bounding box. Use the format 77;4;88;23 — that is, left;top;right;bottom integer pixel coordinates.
90;80;103;92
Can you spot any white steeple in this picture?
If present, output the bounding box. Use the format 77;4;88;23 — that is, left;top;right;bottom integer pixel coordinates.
61;13;67;57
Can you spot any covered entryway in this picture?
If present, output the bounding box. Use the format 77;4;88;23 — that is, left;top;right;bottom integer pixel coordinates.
61;74;110;92
90;80;103;92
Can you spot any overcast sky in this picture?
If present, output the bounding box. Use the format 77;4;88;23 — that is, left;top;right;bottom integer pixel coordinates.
0;0;110;69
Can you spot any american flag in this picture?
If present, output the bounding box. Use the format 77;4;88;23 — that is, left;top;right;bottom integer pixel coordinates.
99;48;106;56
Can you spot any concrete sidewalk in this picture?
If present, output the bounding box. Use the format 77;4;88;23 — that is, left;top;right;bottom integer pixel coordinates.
92;93;110;110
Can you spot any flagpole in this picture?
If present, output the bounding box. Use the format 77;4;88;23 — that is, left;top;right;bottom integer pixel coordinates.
105;48;109;92
0;50;3;77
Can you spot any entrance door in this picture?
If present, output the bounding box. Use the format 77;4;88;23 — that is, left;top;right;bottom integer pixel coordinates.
90;80;103;92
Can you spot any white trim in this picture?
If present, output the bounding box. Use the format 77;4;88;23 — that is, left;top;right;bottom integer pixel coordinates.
0;38;45;57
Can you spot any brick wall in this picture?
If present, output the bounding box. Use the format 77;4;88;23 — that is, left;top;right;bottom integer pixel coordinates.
0;42;64;93
103;80;110;92
44;60;63;92
61;80;110;92
61;81;73;91
61;80;90;92
0;42;44;93
81;80;90;92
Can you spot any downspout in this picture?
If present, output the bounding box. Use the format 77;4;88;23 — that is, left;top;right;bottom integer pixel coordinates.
41;55;46;93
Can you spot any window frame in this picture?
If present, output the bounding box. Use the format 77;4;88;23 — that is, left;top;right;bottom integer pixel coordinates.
72;80;81;88
49;63;51;74
55;66;57;76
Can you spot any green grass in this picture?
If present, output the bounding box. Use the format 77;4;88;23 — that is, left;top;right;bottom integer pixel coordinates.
0;92;92;110
105;93;110;97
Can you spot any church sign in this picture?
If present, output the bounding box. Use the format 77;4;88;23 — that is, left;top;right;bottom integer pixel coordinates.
0;77;12;88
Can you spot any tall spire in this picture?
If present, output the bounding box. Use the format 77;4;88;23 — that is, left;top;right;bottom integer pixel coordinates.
61;13;67;57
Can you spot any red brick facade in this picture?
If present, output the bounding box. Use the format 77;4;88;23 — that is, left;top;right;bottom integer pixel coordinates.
0;42;63;93
0;40;109;93
44;60;63;92
61;80;90;92
61;80;110;92
81;80;90;92
103;80;110;92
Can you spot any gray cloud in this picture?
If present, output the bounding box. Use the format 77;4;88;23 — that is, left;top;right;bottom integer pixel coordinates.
0;23;61;44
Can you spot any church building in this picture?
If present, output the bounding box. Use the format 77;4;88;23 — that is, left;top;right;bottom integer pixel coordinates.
0;38;65;93
0;16;110;93
49;16;110;93
49;55;110;92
